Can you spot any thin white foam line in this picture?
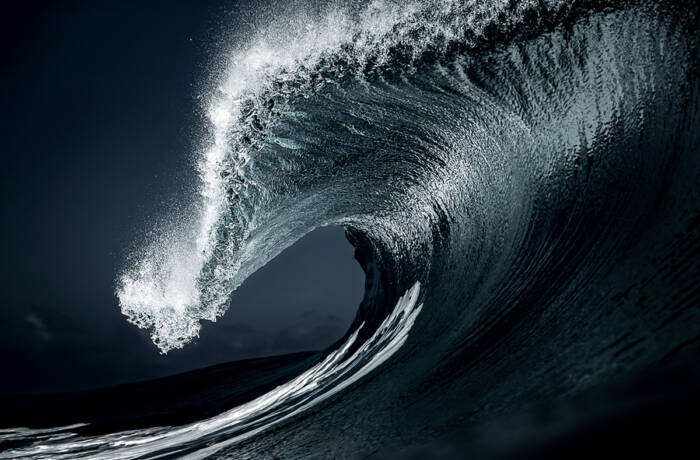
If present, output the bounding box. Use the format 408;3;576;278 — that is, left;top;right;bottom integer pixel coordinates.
0;328;362;460
184;282;422;459
0;283;422;460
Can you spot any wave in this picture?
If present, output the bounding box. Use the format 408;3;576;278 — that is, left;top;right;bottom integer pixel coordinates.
114;0;598;352
3;0;699;458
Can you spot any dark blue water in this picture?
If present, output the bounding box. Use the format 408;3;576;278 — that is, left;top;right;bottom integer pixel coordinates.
2;0;698;458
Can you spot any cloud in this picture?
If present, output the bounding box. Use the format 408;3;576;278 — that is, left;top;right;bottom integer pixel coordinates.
25;314;53;343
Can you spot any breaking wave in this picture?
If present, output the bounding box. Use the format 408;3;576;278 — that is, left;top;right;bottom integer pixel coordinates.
3;0;699;458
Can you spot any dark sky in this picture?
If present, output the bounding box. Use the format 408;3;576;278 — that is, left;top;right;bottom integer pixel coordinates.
0;1;364;395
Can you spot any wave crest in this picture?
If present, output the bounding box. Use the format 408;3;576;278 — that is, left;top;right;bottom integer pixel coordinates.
116;0;576;352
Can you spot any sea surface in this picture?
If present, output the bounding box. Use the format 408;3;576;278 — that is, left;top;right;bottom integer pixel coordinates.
2;0;699;458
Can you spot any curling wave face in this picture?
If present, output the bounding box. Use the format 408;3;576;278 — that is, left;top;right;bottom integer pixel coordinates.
115;0;605;353
4;0;699;458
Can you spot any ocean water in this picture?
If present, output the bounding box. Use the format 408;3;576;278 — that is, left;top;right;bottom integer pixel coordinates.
2;0;699;458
